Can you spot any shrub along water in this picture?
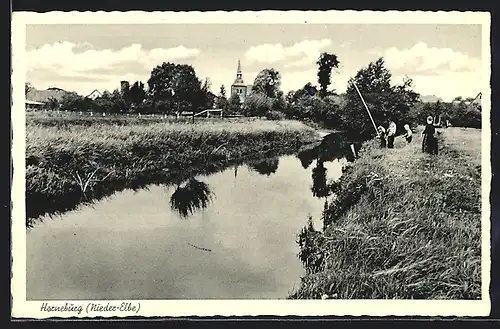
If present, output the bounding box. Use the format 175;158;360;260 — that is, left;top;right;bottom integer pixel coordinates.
26;116;318;227
291;127;481;299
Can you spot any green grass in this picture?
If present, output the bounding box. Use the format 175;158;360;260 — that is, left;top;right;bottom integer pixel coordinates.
291;127;482;299
26;113;318;227
26;110;254;127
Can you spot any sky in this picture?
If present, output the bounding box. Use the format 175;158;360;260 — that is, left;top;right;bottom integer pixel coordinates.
25;24;483;101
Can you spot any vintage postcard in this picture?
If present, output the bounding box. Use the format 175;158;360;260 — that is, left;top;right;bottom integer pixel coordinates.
11;10;491;318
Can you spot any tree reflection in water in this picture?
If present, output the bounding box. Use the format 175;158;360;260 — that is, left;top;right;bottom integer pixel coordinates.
247;158;280;176
297;133;357;199
297;149;315;169
170;178;214;218
311;160;330;198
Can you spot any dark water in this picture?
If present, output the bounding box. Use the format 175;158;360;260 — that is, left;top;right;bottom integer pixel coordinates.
26;135;353;300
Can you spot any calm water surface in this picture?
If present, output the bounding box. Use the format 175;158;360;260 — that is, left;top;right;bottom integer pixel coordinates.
27;148;348;300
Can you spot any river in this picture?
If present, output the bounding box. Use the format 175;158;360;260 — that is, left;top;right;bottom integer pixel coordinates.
26;134;353;300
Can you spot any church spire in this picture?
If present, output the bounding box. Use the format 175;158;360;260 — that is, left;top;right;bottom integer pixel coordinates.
234;59;244;84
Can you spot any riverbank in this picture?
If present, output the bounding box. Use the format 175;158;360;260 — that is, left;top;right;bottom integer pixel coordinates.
291;127;482;299
26;116;319;227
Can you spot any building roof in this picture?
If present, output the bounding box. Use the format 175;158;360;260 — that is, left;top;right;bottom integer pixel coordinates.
26;87;70;102
86;89;103;99
26;100;45;105
232;81;247;87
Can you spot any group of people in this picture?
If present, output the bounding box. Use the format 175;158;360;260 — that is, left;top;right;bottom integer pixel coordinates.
376;115;438;154
377;119;412;149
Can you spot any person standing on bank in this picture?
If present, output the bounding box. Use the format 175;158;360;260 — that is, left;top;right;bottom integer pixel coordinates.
378;125;387;148
387;119;397;149
422;116;436;154
403;124;413;143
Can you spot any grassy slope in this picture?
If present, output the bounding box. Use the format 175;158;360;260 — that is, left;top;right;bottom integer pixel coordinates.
26;117;318;226
291;127;482;299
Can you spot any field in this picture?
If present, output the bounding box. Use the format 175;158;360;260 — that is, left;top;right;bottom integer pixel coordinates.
291;127;482;299
25;112;318;227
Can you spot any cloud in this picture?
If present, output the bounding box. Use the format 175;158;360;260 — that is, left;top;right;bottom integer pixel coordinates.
398;72;482;102
383;42;480;75
284;57;313;68
26;41;201;77
244;39;331;67
244;43;287;64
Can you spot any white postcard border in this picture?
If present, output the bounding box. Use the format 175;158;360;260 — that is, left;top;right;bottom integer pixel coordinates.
11;10;492;318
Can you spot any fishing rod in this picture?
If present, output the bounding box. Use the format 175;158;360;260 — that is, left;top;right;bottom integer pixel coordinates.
468;92;482;110
353;82;379;136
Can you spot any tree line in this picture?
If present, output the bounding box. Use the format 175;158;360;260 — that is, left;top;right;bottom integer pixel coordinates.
27;51;481;137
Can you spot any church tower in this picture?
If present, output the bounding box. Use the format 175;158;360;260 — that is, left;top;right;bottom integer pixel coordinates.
231;60;250;103
236;60;243;82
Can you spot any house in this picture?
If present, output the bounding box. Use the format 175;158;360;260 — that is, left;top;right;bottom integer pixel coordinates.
86;89;103;100
26;100;45;110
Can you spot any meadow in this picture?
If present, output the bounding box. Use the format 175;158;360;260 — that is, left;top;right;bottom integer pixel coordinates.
291;127;482;299
25;112;318;227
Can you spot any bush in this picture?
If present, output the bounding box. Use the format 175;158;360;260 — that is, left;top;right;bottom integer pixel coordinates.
284;95;343;129
243;93;273;117
265;110;286;120
409;100;481;128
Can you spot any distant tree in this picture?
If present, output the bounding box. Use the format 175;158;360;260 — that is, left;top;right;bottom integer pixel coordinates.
243;93;273;117
287;83;318;105
285;91;296;105
126;81;147;107
44;97;60;111
343;57;420;139
317;52;340;99
227;94;242;114
92;93;114;113
202;78;211;92
219;85;227;98
216;85;229;113
200;78;216;109
271;90;287;113
59;92;93;112
147;62;203;114
292;95;325;120
109;90;128;113
252;68;281;98
25;82;33;96
418;98;481;129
